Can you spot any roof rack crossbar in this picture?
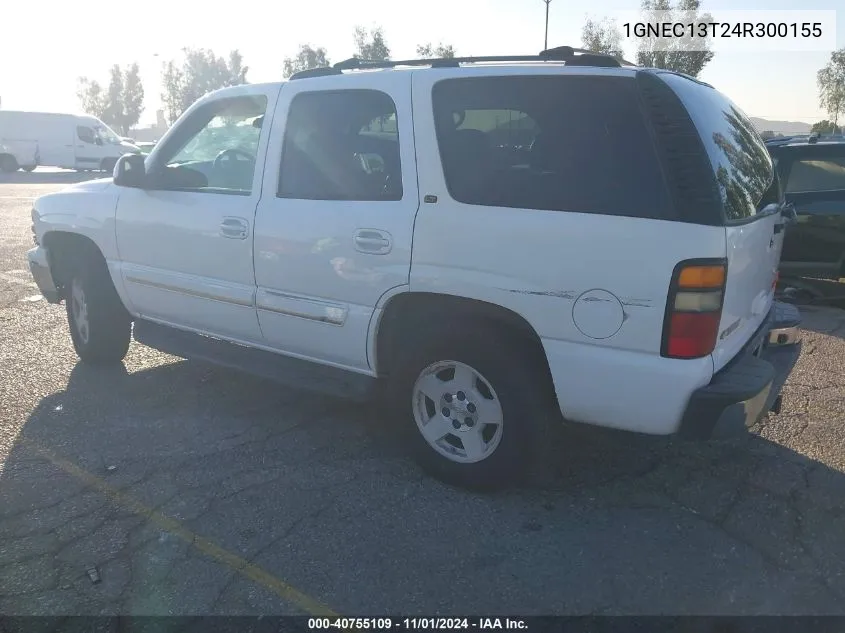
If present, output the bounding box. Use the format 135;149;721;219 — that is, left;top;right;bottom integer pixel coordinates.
331;46;627;72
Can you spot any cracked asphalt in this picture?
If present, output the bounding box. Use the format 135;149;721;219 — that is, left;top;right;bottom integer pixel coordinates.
1;172;845;616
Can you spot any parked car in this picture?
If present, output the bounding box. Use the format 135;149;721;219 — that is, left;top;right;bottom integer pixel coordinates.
766;135;845;281
0;111;140;173
0;139;38;172
26;47;802;490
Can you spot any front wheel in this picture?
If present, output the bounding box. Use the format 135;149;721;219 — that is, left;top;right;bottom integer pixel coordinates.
101;158;117;174
66;256;131;365
21;165;37;172
389;327;553;491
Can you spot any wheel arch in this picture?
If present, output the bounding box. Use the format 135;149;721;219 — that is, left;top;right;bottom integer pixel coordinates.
373;291;559;407
42;231;110;300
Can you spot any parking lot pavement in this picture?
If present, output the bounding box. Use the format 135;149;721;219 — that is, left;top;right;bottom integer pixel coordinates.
2;175;845;616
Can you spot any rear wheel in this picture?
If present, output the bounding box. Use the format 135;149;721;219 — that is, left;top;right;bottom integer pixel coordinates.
66;254;131;365
0;155;18;173
21;165;36;172
388;326;552;491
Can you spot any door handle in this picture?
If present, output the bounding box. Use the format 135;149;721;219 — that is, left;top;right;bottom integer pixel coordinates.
353;229;392;254
220;217;249;239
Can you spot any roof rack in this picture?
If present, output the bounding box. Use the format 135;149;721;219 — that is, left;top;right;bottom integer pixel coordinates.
289;45;632;80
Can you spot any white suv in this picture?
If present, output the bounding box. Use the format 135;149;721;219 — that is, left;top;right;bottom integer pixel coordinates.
27;47;802;490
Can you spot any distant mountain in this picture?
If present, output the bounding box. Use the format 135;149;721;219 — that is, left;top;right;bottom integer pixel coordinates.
750;117;812;136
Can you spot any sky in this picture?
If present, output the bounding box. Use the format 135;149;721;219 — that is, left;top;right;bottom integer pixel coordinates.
0;0;842;126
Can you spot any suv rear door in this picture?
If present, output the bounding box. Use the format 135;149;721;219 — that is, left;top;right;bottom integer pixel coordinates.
659;73;783;372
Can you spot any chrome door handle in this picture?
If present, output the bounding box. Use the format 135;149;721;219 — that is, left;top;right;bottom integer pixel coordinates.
220;217;249;239
353;229;392;254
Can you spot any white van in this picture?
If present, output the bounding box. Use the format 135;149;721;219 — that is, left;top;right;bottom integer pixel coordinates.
0;139;38;172
0;111;140;172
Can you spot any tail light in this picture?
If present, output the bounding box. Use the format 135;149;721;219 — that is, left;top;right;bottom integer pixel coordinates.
661;259;727;359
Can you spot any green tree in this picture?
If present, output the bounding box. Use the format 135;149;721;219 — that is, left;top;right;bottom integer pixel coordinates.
811;119;843;135
636;0;714;77
77;64;146;134
817;49;845;128
161;60;184;126
160;48;250;124
581;18;624;58
102;65;124;131
354;26;391;61
122;63;145;134
283;44;331;78
416;42;456;59
76;78;108;120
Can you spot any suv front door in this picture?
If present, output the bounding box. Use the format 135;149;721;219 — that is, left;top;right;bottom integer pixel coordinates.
114;87;279;342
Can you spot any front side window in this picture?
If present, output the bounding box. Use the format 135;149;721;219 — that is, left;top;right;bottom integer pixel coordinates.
77;126;96;144
278;89;402;201
94;125;121;145
155;95;267;194
431;76;670;219
784;155;845;193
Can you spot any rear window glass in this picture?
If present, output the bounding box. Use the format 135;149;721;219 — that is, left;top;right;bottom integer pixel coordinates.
431;76;671;219
660;73;774;222
784;156;845;193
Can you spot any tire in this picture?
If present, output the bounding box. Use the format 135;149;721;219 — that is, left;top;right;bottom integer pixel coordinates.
21;165;36;172
101;158;117;174
0;155;19;173
66;253;131;365
388;325;553;491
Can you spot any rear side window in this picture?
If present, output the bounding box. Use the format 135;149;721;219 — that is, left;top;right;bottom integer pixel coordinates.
431;76;671;219
784;155;845;193
278;89;402;201
659;74;774;222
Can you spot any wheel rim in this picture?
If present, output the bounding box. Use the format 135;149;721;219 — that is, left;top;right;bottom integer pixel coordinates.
411;360;504;464
70;278;90;345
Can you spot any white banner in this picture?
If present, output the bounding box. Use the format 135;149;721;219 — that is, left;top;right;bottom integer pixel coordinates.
609;10;837;53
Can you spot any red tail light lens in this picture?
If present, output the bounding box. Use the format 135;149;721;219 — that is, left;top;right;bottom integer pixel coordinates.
666;312;721;358
662;260;727;360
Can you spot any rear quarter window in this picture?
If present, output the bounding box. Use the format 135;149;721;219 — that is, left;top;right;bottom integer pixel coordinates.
431;75;672;220
659;73;774;222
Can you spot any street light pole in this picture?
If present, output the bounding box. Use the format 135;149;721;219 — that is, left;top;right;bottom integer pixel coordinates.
543;0;552;50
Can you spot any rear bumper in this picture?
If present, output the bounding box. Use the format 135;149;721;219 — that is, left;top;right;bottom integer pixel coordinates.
26;246;61;304
677;302;802;440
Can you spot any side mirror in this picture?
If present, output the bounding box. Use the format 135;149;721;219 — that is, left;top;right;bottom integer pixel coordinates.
114;153;147;188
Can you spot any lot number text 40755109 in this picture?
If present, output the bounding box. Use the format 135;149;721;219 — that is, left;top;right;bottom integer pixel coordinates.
307;618;528;630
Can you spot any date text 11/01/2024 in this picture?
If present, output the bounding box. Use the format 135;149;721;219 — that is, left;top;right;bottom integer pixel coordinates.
308;618;528;630
624;21;823;38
